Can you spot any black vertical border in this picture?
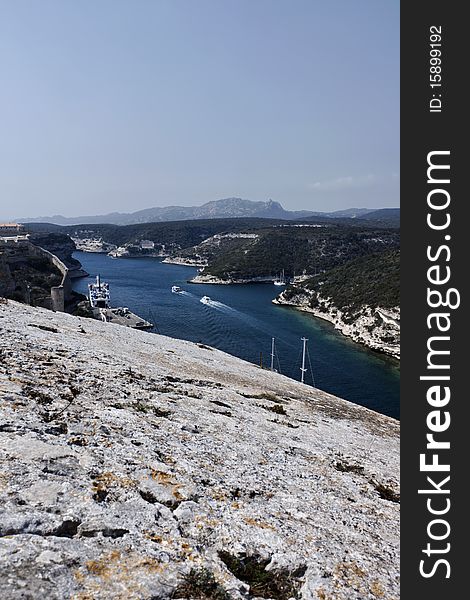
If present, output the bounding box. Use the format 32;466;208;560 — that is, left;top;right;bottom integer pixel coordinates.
401;2;466;598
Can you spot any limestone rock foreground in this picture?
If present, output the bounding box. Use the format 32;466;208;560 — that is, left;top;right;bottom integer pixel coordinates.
0;301;399;599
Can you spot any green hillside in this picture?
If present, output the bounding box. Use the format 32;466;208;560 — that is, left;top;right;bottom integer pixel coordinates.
199;226;400;280
284;250;400;314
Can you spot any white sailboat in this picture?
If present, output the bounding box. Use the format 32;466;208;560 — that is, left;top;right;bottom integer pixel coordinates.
273;269;286;286
299;337;315;387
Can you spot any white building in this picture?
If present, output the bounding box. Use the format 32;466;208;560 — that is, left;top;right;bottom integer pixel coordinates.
0;223;25;236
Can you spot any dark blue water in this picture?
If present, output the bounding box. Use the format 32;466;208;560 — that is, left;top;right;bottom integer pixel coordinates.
72;252;400;419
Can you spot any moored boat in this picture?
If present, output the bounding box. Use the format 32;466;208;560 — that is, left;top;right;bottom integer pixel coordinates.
274;269;286;286
88;275;111;308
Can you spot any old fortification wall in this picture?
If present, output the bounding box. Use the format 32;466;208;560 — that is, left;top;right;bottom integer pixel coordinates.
0;238;72;311
32;243;71;311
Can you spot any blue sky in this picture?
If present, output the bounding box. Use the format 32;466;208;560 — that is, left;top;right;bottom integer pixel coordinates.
0;0;399;219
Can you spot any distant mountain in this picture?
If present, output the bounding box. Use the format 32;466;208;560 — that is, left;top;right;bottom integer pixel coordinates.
360;208;400;221
17;198;398;226
355;208;400;228
303;207;400;228
309;207;376;219
18;198;316;226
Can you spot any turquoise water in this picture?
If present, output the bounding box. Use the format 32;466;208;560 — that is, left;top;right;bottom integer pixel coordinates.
72;252;400;419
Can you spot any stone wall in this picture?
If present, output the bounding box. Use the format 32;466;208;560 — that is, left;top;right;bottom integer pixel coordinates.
0;238;72;312
32;243;71;312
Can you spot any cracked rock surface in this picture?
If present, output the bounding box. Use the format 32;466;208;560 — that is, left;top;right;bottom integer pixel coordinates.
0;301;399;599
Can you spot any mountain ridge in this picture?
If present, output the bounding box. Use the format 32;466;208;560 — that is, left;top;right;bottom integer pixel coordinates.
16;198;397;226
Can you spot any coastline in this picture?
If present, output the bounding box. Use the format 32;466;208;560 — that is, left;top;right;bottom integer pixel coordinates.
109;252;168;259
273;295;400;360
189;274;275;285
162;256;205;267
74;247;399;360
70;249;399;416
77;249;192;262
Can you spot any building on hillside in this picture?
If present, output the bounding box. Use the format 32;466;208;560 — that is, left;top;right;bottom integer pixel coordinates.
0;223;25;236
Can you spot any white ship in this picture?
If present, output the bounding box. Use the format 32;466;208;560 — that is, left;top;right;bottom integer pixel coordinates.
200;295;211;304
88;275;111;309
171;285;183;294
273;269;286;286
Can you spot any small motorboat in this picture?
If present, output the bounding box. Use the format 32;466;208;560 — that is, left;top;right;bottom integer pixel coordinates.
171;286;183;293
200;295;211;304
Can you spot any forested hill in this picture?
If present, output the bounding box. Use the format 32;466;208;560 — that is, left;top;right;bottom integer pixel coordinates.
24;219;400;284
187;225;400;280
284;250;400;315
23;218;286;250
276;250;400;358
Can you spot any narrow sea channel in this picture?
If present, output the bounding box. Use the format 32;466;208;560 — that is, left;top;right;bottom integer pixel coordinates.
73;252;400;419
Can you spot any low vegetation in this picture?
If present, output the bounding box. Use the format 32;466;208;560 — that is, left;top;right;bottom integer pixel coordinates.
173;568;230;600
283;250;400;316
26;218;285;254
176;225;398;281
24;220;400;286
218;552;305;599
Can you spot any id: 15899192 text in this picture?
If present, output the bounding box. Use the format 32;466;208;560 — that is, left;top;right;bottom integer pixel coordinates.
429;25;443;113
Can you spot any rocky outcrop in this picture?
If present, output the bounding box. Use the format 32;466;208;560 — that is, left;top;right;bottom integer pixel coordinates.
0;301;399;599
274;289;400;359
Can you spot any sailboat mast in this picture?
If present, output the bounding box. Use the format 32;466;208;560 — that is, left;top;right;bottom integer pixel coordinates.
300;337;308;383
270;337;275;371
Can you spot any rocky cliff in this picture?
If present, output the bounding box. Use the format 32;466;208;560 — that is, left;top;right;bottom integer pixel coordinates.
0;301;399;600
274;252;400;359
274;290;400;360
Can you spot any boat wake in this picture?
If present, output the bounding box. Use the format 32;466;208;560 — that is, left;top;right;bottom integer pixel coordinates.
209;300;236;312
195;297;302;356
206;300;277;340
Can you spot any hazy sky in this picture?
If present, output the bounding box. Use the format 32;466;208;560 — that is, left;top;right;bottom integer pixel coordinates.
0;0;399;220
